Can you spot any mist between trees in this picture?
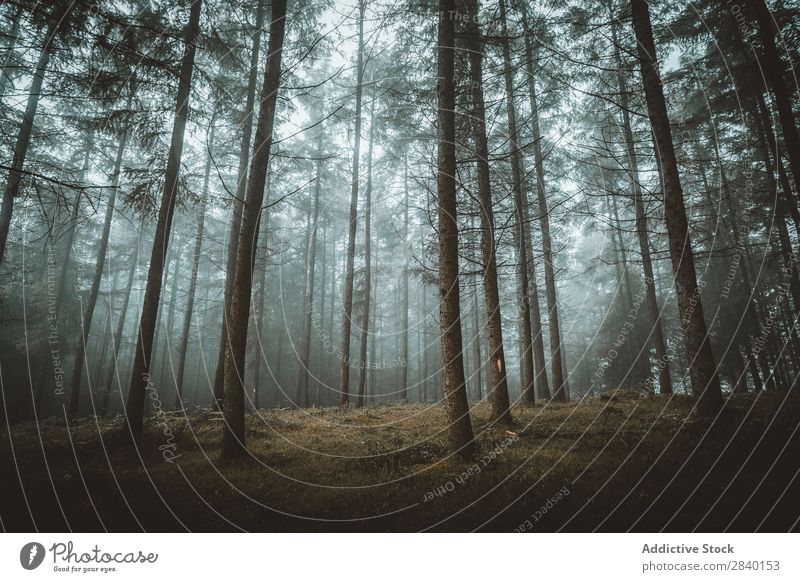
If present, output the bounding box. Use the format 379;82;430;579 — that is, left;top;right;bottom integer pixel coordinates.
0;0;799;459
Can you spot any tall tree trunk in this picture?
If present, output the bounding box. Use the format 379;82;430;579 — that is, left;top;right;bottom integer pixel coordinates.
518;0;551;401
630;0;722;410
0;2;23;96
174;124;214;408
124;0;202;442
499;0;534;410
356;98;375;407
469;212;482;402
221;0;287;459
751;0;800;191
213;0;267;405
400;156;410;402
438;0;475;458
421;273;429;403
297;143;322;409
0;19;56;263
249;174;271;410
339;0;366;406
68;128;128;415
464;0;513;413
100;240;139;416
610;20;673;394
326;221;337;399
516;1;567;401
34;138;91;416
316;223;328;405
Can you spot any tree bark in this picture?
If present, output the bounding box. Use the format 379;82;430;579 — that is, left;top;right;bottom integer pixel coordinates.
221;0;287;459
125;0;202;443
630;0;722;410
437;0;475;458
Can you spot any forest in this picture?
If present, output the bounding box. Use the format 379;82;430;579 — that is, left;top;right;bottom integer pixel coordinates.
1;0;800;532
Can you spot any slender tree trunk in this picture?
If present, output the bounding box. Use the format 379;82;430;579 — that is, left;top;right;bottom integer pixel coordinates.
326;221;337;398
630;0;722;410
438;0;475;458
518;0;551;401
34;138;91;415
339;0;366;406
213;0;267;405
221;0;287;459
0;19;56;263
297;143;322;409
68;128;128;415
515;2;567;401
421;275;429;403
368;256;378;401
101;241;138;416
471;271;482;401
125;0;202;442
0;3;23;96
751;0;800;191
356;98;376;407
174;125;214;408
400;157;410;402
250;174;271;410
499;0;534;410
316;224;328;405
610;22;673;395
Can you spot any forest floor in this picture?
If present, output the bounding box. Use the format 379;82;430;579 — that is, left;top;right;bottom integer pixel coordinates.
1;390;799;532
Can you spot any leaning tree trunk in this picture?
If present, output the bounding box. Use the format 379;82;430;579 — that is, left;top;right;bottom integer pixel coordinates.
68;128;128;415
499;0;534;410
464;0;512;417
125;0;202;443
630;0;722;410
610;21;673;395
356;99;376;407
221;0;287;460
213;0;267;405
339;0;366;406
0;18;56;264
174;124;214;408
437;0;475;458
